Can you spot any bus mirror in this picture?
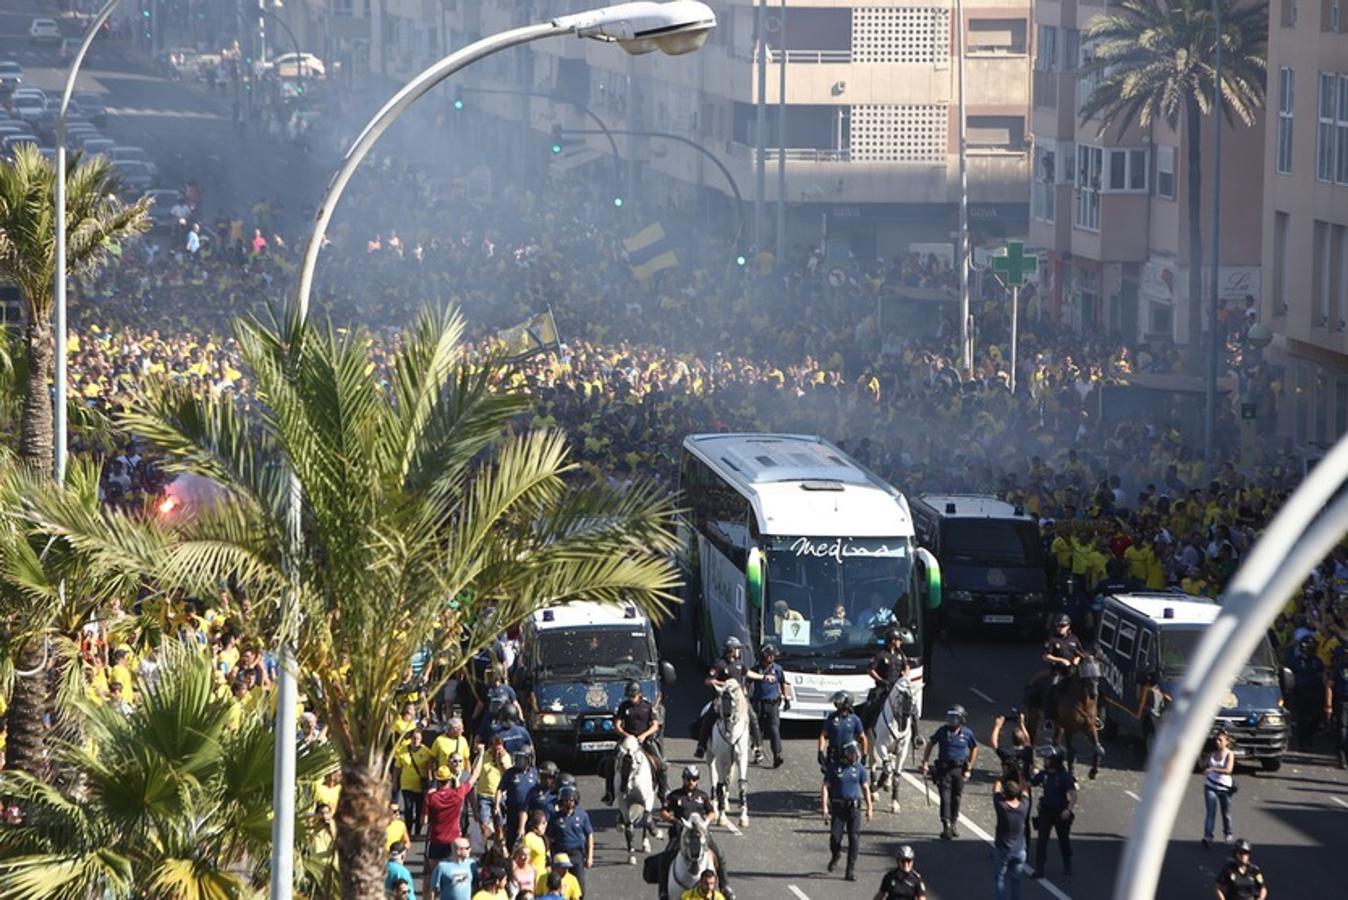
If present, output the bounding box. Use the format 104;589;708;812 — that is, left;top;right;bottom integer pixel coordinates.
916;547;942;610
661;661;677;685
746;547;764;609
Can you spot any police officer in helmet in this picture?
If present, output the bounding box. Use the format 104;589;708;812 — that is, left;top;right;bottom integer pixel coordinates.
818;690;867;769
821;740;872;882
1028;745;1078;879
873;845;928;900
919;704;978;839
752;644;790;768
1041;614;1085;730
695;636;768;759
605;680;668;803
658;766;728;889
1215;839;1268;900
862;627;910;731
1286;634;1327;751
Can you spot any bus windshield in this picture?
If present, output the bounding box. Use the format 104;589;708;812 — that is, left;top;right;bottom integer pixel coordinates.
535;626;655;681
1158;629;1281;684
764;536;917;659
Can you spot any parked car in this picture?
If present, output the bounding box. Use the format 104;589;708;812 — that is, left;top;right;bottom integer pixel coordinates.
9;93;44;124
2;133;40;159
29;18;61;46
113;159;153;195
73;91;107;127
265;52;325;78
63;127;99;152
80;136;115;158
110;145;156;180
0;61;23;90
14;86;47;106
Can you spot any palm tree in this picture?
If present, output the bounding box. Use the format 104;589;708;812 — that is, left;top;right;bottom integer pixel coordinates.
27;306;682;899
0;144;150;472
0;641;336;900
1078;0;1266;359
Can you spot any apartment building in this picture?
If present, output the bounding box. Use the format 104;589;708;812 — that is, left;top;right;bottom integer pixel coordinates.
424;0;1032;258
1028;0;1264;346
1261;0;1348;448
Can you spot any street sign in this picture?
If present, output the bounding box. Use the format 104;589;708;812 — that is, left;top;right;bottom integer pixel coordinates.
991;240;1037;288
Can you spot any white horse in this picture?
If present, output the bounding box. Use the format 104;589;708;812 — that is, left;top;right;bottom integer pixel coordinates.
708;680;751;828
664;812;720;900
865;676;920;813
615;735;658;865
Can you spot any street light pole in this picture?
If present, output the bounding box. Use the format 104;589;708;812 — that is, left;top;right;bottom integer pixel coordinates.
1204;0;1224;467
774;0;786;264
955;0;971;373
280;6;716;897
753;0;767;249
55;0;125;487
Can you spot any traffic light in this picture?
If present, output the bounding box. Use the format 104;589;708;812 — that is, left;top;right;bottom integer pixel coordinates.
550;124;564;155
453;88;464;110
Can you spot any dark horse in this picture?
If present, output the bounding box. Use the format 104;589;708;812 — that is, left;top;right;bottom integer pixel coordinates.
1024;657;1105;779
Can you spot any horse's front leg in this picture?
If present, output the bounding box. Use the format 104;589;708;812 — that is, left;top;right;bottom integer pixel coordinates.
737;751;750;828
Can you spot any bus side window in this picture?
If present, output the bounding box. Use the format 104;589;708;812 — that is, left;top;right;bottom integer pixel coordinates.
1097;611;1119;650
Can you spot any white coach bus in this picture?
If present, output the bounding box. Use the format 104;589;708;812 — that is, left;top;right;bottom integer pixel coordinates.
678;433;942;720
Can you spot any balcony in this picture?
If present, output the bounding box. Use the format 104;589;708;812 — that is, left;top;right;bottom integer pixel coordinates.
728;142;852;162
758;47;852;65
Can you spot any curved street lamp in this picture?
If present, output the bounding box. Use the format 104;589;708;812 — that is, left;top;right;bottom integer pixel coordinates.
272;5;716;897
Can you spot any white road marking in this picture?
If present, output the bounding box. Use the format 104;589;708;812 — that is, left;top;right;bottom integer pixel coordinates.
1332;795;1348;809
106;107;225;120
722;819;744;837
1125;790;1141;801
899;771;1074;900
787;886;811;900
970;686;997;704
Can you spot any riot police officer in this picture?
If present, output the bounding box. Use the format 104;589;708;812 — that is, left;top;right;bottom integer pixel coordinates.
753;644;790;768
605;681;668;802
920;705;978;840
1028;746;1078;879
1330;642;1348;768
1041;614;1085;727
873;845;928;900
695;636;767;759
821;741;872;882
818;690;867;768
1215;839;1268;900
1286;635;1327;750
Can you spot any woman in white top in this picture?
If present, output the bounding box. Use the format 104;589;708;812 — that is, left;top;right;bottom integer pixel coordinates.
1202;728;1237;847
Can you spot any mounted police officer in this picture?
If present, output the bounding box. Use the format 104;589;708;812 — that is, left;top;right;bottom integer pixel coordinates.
821;740;872;882
862;627;910;731
818;690;867;769
657;766;728;890
752;644;790;768
1028;746;1078;879
1287;634;1327;750
604;680;669;803
920;704;978;840
1041;613;1085;729
695;636;766;760
874;845;928;900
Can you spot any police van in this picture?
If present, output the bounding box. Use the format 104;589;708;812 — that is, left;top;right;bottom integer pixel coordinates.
910;494;1048;635
1093;592;1289;771
515;600;676;760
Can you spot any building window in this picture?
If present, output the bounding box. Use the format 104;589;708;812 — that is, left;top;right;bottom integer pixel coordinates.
1063;29;1080;71
1318;72;1337;181
1337;74;1348;183
1278;67;1296;174
1315;219;1332;327
1283;0;1299;26
1334;224;1348;330
967;19;1027;55
967;115;1025;150
1327;0;1343;31
1156;145;1176;199
1075;144;1102;231
1105;147;1148;192
1036;25;1057;70
1033;142;1056;223
1274;212;1291;315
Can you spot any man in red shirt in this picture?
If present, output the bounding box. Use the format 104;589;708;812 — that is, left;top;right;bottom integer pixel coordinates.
422;751;485;867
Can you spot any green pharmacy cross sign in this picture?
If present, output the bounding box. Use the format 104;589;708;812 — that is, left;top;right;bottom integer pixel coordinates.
992;240;1037;288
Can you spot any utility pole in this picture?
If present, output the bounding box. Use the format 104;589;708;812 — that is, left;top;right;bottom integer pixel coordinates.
1204;0;1224;467
754;0;767;249
774;0;786;264
955;0;971;373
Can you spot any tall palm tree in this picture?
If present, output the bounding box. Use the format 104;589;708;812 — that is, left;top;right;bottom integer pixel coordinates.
0;641;336;900
1079;0;1266;359
27;305;682;899
0;144;150;472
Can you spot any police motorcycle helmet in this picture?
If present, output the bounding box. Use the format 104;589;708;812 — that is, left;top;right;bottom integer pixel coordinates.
760;643;779;658
723;635;744;654
946;704;968;724
831;690;854;711
539;761;560;778
1232;839;1253;857
682;765;701;782
1054;613;1072;629
625;681;642;699
896;845;916;862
